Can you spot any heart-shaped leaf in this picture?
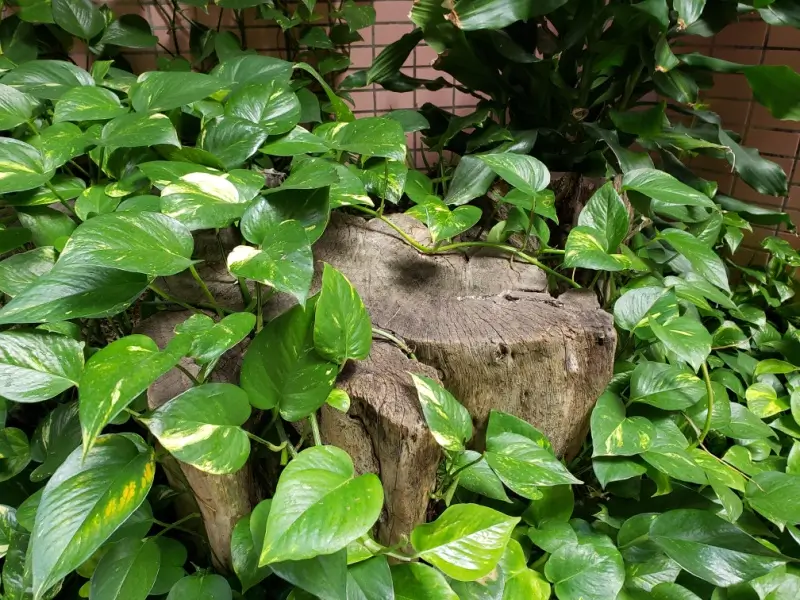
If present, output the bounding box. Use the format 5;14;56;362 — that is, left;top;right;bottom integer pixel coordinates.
622;169;715;208
0;330;83;403
211;55;293;90
328;117;406;161
51;0;105;40
166;573;231;600
544;534;625;600
406;196;482;243
59;212;194;276
31;433;155;600
142;383;251;475
630;362;705;410
161;172;249;230
411;374;473;451
242;187;330;245
259;446;383;565
79;334;187;454
391;563;458;600
174;312;255;364
660;228;730;292
1;60;94;100
591;391;656;457
650;509;786;587
231;500;272;593
475;153;550;195
261;126;330;156
98;113;180;148
0;83;37;130
0;138;53;194
131;71;225;113
241;302;337;420
227;220;313;305
650;316;711;372
225;81;301;134
53;86;128;123
313;264;372;364
89;537;161;600
411;504;519;581
0;247;55;297
29;402;81;482
200;116;267;170
564;226;630;271
577;182;629;251
0;428;31;482
0;264;148;325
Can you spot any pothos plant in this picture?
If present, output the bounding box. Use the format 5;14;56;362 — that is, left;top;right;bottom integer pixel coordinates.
2;0;375;95
0;45;586;600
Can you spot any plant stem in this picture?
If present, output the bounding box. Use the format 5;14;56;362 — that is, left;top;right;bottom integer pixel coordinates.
372;327;416;360
309;412;323;446
349;205;581;289
189;264;223;317
255;282;264;332
175;363;200;385
148;284;199;313
448;453;483;480
360;536;416;562
698;361;714;445
246;431;288;452
45;182;79;219
276;419;298;458
154;513;200;538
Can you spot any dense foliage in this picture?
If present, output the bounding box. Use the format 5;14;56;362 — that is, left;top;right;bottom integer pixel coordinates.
1;0;800;599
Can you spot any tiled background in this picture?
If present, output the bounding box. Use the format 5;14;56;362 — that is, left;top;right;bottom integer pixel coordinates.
82;2;800;258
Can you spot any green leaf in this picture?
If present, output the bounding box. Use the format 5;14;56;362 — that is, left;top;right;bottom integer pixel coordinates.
142;383;251;475
650;316;712;372
166;573;232;600
451;0;567;30
522;484;574;527
591;391;656;457
0;84;36;130
0;60;94;100
746;471;800;526
89;537;161;600
212;55;292;90
53;86;127;123
0;226;33;254
366;29;424;84
622;169;715;208
328;117;406;160
175;312;255;364
674;0;706;27
31;433;155;600
411;504;519;581
592;457;647;488
577;182;629;250
406;196;482;243
392;563;458;600
241;302;337;419
564;226;629;271
16;206;75;249
453;450;510;503
0;330;83;403
0;264;148;325
610;103;665;137
74;185;120;221
744;65;800;121
641;418;707;485
51;0;104;39
347;556;393;600
746;382;788;418
487;410;553;452
475;153;549;196
131;72;224;114
261;126;330;156
630;362;705;410
0;138;53;194
649;509;786;587
271;551;348;600
100;15;158;48
231;500;272;592
386;109;429;133
0;246;55;297
79;334;186;454
485;432;581;497
0;428;31;482
242;186;330;244
0;504;17;558
259;446;383;565
313;264;372;365
161;173;249;231
613;287;671;332
719;403;776;440
149;537;187;595
717;128;788;197
59;212;194;276
411;374;472;451
711;320;749;349
200;116;267;170
225;81;300;134
29;402;81;481
544;535;625;600
99;113;180;148
227;220;313;305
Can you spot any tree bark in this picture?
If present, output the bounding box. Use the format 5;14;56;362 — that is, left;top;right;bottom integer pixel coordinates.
319;341;442;546
136;309;256;572
310;213;616;459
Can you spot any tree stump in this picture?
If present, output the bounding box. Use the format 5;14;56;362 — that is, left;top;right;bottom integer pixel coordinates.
136;310;256;572
312;213;616;459
319;341;442;546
